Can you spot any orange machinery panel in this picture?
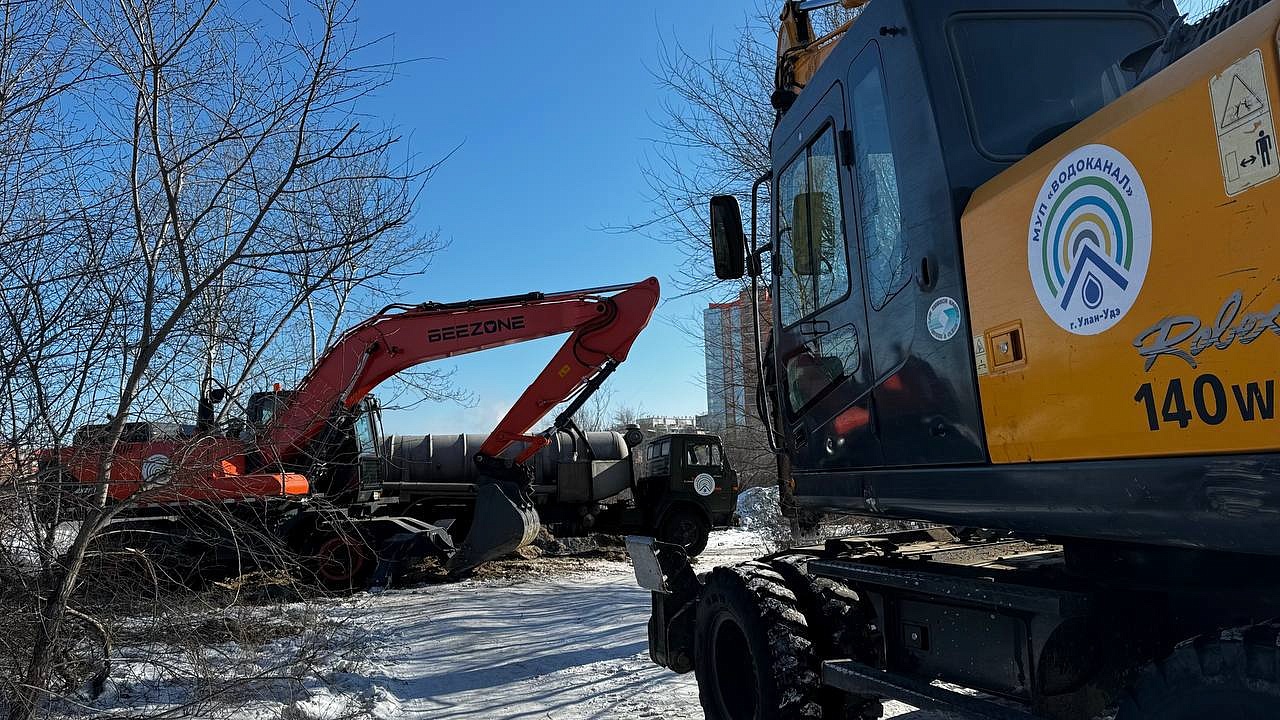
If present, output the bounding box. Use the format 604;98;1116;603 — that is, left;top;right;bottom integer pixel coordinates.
962;6;1280;463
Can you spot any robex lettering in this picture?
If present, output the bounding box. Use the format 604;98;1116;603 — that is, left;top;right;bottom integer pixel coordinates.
428;315;526;343
1133;290;1280;371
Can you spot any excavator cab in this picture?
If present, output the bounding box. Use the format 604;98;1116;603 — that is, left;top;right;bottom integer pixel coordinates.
712;0;1181;482
245;390;383;505
314;396;386;505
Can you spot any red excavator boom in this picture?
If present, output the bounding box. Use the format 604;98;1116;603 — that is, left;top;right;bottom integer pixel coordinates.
259;278;661;471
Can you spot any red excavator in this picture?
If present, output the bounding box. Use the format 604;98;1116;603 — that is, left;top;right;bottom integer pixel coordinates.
40;278;660;585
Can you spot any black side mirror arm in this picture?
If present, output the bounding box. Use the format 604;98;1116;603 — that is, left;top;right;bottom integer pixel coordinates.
746;169;781;453
747;171;773;277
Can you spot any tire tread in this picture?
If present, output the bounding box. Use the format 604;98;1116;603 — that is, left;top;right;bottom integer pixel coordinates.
1119;621;1280;718
697;561;824;719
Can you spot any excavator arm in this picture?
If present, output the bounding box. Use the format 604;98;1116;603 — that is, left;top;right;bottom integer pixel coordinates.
256;277;660;573
259;278;660;467
773;0;868;115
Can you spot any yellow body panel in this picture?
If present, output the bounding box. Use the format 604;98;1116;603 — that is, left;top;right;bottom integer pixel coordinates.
963;6;1280;463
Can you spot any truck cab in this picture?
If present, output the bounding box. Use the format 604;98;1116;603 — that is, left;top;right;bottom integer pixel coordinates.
638;433;738;554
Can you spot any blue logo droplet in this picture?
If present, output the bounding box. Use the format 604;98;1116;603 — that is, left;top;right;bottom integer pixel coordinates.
1082;272;1104;309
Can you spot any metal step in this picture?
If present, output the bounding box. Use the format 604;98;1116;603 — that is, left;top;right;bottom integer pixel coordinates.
822;659;1038;720
808;558;1088;615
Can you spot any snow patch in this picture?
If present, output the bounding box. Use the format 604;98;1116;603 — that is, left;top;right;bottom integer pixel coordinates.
736;485;784;531
57;529;947;719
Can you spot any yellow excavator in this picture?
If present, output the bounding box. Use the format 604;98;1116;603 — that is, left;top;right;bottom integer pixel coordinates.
628;0;1280;718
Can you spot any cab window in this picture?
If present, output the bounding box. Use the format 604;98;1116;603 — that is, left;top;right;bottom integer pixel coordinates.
777;126;850;326
354;412;377;455
686;442;722;467
849;52;908;310
785;323;860;413
949;13;1163;159
250;395;281;425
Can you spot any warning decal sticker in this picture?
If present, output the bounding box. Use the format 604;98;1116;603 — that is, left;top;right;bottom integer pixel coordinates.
1211;49;1278;195
973;335;989;376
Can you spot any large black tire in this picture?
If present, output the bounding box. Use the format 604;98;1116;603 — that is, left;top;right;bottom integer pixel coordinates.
771;556;883;720
694;561;823;720
1118;623;1280;719
660;506;710;557
307;532;375;591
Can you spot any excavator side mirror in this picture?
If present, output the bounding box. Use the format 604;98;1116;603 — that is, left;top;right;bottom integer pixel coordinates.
709;195;746;280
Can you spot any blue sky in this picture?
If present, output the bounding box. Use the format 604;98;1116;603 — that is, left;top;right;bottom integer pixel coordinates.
359;1;1209;435
355;2;750;435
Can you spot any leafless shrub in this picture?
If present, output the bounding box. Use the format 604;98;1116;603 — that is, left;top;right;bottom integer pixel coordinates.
0;0;449;716
37;593;378;720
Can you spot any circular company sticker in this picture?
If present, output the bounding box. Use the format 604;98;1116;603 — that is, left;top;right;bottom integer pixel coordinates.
693;473;715;497
1027;144;1151;335
142;453;170;484
927;296;961;341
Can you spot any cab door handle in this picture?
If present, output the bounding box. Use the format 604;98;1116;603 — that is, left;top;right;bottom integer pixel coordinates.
917;255;937;291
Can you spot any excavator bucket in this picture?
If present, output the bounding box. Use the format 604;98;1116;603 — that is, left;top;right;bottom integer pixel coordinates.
445;480;540;575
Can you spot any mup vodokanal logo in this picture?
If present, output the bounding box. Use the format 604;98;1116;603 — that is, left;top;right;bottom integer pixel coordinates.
1028;144;1151;335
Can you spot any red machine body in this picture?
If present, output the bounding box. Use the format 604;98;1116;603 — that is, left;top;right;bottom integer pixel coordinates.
54;278;661;506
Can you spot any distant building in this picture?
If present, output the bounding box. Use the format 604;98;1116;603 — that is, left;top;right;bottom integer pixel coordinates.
628;416;703;438
703;288;770;433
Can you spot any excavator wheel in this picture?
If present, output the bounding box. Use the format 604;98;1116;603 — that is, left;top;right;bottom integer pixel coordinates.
770;556;883;720
693;560;823;720
659;505;710;558
309;533;375;591
1117;623;1280;719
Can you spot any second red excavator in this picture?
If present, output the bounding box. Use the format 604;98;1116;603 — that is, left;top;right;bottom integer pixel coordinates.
39;278;660;585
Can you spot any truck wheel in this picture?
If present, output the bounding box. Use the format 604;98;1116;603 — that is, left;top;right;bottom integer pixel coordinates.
310;533;374;591
1118;624;1280;719
660;507;710;557
694;561;822;720
771;556;883;719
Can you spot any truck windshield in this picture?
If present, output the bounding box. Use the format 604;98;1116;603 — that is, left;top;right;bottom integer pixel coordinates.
949;13;1163;158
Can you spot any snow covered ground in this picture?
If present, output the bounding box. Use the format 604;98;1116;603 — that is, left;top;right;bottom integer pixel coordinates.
74;528;950;719
336;530;763;720
285;529;945;720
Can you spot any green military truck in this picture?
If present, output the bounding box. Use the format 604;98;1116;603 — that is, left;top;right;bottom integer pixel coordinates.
382;429;738;557
633;433;737;556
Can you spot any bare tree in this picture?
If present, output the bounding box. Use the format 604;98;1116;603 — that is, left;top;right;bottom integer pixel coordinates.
573;386;617;432
0;0;449;716
631;4;859;294
609;403;645;429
